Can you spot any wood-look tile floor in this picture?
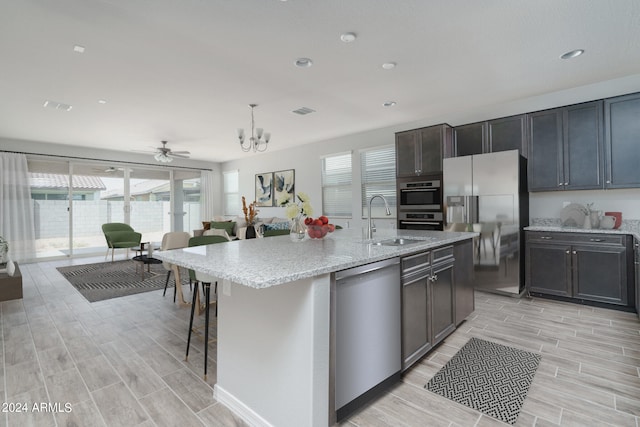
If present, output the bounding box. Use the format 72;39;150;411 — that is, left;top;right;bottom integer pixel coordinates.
1;256;639;426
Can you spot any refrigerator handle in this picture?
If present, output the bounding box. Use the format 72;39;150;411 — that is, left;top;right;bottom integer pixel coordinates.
463;196;470;224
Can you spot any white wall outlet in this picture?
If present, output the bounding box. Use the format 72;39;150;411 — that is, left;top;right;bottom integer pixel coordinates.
223;279;231;296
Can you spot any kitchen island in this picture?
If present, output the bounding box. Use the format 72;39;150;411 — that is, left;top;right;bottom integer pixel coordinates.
154;228;476;427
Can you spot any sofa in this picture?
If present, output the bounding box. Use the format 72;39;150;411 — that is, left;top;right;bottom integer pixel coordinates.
194;216;291;239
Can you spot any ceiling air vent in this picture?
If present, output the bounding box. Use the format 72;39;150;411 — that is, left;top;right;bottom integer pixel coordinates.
43;100;73;111
292;107;315;115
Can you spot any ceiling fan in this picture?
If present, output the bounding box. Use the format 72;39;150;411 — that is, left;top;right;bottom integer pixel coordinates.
135;141;191;163
91;166;127;174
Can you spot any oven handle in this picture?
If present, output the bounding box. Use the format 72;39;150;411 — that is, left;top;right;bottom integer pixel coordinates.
400;221;441;225
400;188;438;192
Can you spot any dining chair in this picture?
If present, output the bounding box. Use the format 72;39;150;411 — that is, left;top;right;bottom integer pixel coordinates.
160;232;191;302
185;234;229;380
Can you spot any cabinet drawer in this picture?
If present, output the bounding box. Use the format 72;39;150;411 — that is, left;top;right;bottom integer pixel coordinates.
402;251;430;276
526;231;626;246
432;246;454;263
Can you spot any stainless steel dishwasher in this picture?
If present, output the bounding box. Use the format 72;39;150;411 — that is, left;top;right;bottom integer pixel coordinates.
334;257;401;420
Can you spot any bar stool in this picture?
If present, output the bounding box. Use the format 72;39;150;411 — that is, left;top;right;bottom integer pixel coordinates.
184;235;227;380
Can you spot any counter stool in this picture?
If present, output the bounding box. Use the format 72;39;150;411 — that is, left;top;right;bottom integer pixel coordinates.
184;235;227;380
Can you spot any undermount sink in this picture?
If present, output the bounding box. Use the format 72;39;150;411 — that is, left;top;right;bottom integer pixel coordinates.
372;238;424;246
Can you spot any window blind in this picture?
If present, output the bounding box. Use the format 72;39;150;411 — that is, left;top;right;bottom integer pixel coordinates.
223;170;239;216
360;145;397;218
321;152;352;217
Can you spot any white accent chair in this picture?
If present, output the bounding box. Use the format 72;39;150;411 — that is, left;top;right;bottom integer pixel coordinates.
160;232;191;302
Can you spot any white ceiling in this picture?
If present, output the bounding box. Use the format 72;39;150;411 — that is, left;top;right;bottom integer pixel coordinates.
1;0;639;163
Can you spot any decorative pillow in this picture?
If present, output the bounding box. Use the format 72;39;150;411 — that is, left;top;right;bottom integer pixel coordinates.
202;221;211;230
210;221;235;236
263;222;290;231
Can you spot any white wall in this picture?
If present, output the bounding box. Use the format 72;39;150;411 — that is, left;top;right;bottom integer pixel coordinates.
0;136;217;171
221;128;399;230
530;189;640;221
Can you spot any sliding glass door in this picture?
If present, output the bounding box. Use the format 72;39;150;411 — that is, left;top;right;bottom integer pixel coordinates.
26;157;202;260
27;159;71;258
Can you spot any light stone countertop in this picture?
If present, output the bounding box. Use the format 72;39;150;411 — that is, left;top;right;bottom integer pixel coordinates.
154;228;477;289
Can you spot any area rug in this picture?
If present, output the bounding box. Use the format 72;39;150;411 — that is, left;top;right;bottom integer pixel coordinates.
57;260;188;303
425;337;541;425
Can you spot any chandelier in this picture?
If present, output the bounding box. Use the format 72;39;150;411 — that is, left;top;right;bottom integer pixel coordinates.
238;104;271;152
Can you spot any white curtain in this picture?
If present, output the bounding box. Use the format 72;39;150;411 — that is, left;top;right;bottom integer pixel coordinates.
0;153;36;262
200;170;217;221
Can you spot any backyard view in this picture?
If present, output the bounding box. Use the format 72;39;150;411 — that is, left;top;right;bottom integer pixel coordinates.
29;166;200;258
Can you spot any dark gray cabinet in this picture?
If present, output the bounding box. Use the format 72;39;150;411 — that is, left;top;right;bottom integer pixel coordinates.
453;115;527;158
396;124;452;177
635;240;639;318
526;232;632;306
453;240;474;325
401;246;455;370
454;122;485;157
604;93;640;188
489;115;528;155
526;240;572;297
528;101;604;191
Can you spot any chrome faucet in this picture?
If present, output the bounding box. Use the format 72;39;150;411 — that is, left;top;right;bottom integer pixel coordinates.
367;194;391;240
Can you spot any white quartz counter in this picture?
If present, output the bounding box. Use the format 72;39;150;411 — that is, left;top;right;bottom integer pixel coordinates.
154;228;476;289
525;225;640;242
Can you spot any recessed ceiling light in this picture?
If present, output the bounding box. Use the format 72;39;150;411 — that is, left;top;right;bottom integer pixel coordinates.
560;49;584;60
98;99;107;104
294;57;313;68
73;45;85;53
382;62;396;70
43;100;73;111
383;101;397;107
340;32;357;43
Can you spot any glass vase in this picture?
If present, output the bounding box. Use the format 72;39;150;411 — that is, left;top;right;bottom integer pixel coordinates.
290;216;307;242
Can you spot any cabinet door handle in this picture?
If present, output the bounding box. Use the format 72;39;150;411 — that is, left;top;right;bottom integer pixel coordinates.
565;250;570;254
589;238;604;242
572;251;577;254
606;180;611;184
558;183;564;186
540;236;553;240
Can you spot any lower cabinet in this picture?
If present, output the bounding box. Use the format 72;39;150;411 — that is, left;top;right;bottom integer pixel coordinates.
453;240;474;325
526;231;633;306
401;246;456;371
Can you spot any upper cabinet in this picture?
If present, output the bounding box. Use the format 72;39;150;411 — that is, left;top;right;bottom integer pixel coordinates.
396;124;452;177
453;115;527;157
453;122;485;156
528;101;604;192
604;93;640;188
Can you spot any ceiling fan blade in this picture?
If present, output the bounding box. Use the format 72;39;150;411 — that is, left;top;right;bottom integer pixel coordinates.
170;150;191;155
168;153;190;158
131;149;157;154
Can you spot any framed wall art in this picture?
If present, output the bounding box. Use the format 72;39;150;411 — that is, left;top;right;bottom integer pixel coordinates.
255;172;273;207
273;169;295;206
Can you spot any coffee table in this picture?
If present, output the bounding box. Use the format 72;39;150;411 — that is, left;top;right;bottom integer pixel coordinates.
132;242;162;280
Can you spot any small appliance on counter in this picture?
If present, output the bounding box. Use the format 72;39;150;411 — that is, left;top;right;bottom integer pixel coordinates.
604;211;622;229
599;216;616;229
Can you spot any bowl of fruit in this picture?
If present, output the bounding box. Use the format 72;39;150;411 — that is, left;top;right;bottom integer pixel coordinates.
304;216;336;239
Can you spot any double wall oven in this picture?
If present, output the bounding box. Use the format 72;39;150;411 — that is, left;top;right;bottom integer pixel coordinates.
397;177;444;230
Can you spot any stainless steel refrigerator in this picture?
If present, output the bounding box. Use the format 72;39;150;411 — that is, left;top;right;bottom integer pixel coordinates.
443;150;528;296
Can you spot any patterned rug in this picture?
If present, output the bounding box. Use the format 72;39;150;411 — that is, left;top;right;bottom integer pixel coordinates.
425;337;541;424
57;260;188;303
